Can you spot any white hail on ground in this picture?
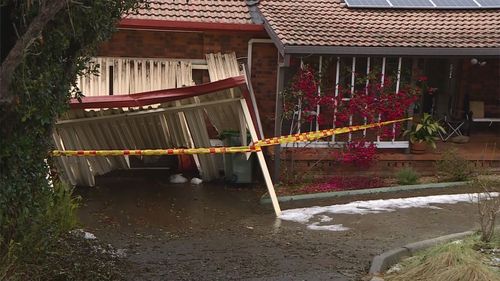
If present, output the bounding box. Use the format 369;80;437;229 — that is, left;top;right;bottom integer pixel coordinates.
279;193;499;232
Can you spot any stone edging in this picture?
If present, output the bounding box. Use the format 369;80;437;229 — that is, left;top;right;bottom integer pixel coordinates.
368;230;475;281
260;181;467;204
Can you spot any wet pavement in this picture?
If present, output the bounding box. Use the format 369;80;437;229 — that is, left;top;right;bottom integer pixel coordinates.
77;170;488;281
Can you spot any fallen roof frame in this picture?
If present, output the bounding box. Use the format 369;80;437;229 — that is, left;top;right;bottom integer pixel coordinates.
69;76;247;109
57;98;241;125
56;71;282;216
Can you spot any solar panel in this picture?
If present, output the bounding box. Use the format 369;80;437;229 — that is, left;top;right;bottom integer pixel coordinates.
432;0;480;7
475;0;500;7
390;0;434;7
344;0;392;7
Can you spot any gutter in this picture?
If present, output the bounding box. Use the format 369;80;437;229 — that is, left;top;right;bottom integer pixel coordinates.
119;18;265;33
282;45;500;57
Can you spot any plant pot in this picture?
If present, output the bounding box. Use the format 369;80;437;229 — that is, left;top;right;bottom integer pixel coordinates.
410;142;427;154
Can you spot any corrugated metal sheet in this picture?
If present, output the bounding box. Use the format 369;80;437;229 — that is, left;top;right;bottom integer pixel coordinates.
204;53;244;137
76;57;194;96
56;53;248;186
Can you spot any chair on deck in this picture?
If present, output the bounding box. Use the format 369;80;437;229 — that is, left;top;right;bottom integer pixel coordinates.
438;95;470;141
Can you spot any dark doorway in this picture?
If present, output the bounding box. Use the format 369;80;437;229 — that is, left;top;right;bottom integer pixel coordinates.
423;59;451;116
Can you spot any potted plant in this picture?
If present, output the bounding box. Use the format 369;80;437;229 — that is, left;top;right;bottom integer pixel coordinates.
403;113;445;154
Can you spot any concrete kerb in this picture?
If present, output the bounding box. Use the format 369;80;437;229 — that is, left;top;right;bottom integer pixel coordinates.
368;247;411;277
368;230;475;281
260;181;468;204
403;230;475;255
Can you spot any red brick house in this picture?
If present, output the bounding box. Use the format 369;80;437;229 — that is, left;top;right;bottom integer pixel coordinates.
98;1;279;138
93;0;500;180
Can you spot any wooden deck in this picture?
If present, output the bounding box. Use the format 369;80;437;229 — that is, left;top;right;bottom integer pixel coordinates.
379;132;500;162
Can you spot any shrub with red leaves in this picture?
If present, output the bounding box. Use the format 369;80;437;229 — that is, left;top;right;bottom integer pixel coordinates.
282;66;423;140
333;140;378;168
300;176;385;194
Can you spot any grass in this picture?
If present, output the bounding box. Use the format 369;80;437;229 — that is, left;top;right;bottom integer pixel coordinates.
396;168;419;185
385;234;500;281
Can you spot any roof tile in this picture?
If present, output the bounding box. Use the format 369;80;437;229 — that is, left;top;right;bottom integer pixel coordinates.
259;0;500;48
127;0;254;24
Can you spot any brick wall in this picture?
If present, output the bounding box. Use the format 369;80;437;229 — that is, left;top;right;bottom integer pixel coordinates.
98;29;278;136
250;43;278;137
98;30;204;58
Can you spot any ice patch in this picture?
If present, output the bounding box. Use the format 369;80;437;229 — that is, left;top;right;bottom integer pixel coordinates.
386;264;402;274
91;245;127;258
190;177;203;185
319;215;333;222
84;231;97;240
70;229;97;240
280;193;498;232
307;223;349;232
169;174;188;184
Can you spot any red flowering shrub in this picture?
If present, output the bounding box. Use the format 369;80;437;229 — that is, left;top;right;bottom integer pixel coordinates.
282;66;320;121
283;67;422;140
300;176;385;194
333;140;378;168
279;66;429;186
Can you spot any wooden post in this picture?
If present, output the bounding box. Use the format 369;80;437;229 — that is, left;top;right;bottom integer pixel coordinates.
240;99;282;217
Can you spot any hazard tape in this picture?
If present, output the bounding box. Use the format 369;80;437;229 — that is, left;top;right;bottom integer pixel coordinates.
254;117;411;147
51;146;261;157
51;117;411;157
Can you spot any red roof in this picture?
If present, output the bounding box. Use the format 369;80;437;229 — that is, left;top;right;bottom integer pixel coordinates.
126;0;255;24
258;0;500;49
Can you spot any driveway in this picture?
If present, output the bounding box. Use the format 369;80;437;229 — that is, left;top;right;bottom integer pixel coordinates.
77;170;486;281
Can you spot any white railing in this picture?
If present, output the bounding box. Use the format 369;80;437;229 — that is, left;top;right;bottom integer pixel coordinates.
288;55;410;149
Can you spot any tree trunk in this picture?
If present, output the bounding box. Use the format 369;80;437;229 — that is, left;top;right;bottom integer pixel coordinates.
0;0;66;104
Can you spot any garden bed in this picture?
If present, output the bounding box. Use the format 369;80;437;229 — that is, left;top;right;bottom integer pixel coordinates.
262;173;499;203
261;180;468;204
273;175;443;197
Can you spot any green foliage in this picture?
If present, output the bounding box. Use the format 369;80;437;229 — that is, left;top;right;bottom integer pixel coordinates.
403;113;446;149
396;167;419;185
0;0;142;276
4;232;128;281
385;234;499;281
435;149;476;181
0;182;79;279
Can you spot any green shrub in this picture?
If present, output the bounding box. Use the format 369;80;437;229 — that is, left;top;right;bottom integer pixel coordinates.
0;182;79;280
435;149;475;181
396;168;419;185
1;0;141;278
